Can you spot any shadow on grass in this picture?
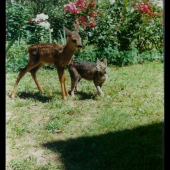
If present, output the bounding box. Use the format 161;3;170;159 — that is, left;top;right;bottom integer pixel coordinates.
17;92;53;103
42;122;164;170
69;91;96;100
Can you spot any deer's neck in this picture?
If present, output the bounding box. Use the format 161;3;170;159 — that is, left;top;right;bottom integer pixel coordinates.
62;43;76;63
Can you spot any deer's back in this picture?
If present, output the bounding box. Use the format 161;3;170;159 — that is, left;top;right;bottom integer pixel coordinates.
28;43;65;64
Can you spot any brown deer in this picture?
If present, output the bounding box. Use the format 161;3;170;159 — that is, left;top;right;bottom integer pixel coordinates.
9;24;82;100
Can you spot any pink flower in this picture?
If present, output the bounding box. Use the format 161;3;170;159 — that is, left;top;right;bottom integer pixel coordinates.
64;2;79;14
76;0;86;10
75;18;79;24
82;21;87;26
34;19;42;24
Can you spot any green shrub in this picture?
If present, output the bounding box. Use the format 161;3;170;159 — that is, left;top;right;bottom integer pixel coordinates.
6;1;34;41
6;0;164;71
6;39;29;73
86;0;163;57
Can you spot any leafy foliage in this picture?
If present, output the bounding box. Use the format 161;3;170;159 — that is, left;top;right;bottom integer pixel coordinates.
6;39;29;72
86;0;163;52
6;0;164;71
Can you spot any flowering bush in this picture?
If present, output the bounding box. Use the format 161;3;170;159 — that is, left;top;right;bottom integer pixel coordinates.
131;1;163;19
63;0;98;29
85;0;163;52
27;13;53;43
28;13;51;29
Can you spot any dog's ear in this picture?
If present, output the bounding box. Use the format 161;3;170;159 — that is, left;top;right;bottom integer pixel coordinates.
96;58;100;71
97;58;101;64
103;58;107;67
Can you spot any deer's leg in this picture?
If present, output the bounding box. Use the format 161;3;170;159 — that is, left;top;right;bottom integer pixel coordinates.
56;67;67;100
30;63;44;92
63;75;69;96
10;59;40;98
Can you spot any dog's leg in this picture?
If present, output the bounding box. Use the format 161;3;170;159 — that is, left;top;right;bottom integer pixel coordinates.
69;67;81;97
71;77;81;97
75;77;81;92
95;84;104;97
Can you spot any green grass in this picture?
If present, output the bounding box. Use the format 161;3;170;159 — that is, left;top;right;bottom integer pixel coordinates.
6;61;164;170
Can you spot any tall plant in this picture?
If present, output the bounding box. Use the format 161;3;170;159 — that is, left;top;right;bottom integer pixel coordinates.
6;0;33;52
27;13;53;43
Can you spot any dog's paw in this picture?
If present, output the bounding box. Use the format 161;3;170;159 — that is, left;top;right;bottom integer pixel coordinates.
98;92;104;98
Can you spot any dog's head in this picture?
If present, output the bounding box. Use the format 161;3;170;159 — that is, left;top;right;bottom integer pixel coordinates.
96;58;107;74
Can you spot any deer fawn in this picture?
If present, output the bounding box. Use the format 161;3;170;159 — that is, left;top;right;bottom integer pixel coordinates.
9;24;82;100
68;58;108;97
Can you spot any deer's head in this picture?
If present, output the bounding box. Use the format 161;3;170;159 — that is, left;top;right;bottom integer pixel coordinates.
64;24;82;49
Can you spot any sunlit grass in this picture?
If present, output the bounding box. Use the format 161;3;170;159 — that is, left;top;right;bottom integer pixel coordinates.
6;61;164;170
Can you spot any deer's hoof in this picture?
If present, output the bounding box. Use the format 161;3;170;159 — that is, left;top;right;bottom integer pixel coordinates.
62;96;67;101
9;93;15;98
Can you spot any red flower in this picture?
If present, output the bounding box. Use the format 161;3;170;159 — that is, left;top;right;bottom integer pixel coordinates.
89;17;97;28
28;18;33;23
87;2;96;9
88;12;97;17
149;13;155;17
75;16;87;26
131;3;136;7
147;5;152;10
64;2;79;14
144;9;149;14
138;7;142;11
76;0;85;10
89;22;96;28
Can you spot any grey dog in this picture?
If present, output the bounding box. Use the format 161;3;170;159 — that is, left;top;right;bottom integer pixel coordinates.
68;58;108;97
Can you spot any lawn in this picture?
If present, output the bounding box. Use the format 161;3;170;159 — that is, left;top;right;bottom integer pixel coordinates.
6;61;164;170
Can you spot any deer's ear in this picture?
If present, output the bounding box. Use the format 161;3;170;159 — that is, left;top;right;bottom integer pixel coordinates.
64;27;72;36
73;24;79;32
103;58;107;66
